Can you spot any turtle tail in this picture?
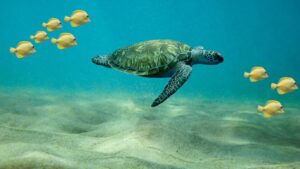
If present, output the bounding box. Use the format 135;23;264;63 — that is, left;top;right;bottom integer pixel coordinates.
92;55;111;68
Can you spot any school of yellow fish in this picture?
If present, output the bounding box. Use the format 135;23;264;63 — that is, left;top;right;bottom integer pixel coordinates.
9;10;90;58
244;66;298;118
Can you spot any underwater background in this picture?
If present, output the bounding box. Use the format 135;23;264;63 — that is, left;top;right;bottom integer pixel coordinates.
0;0;300;168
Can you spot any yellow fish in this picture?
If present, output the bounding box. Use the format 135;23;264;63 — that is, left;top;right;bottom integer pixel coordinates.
42;18;62;32
257;100;284;118
51;32;77;49
30;31;49;43
244;66;268;82
271;77;298;95
64;10;90;27
9;41;36;58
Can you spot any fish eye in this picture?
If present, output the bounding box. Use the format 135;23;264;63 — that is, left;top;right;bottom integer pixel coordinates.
86;15;89;18
32;46;34;48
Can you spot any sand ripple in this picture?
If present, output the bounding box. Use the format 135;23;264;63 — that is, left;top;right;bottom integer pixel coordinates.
0;88;299;169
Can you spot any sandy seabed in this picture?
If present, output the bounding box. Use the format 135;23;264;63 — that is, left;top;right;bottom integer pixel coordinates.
0;87;299;169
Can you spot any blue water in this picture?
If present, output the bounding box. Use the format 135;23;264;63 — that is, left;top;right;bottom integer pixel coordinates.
1;0;299;100
0;0;300;168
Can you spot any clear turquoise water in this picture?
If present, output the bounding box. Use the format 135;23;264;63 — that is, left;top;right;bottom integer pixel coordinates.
0;0;300;168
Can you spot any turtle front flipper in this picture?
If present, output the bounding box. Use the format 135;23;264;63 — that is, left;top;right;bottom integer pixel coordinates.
151;62;192;107
92;55;111;68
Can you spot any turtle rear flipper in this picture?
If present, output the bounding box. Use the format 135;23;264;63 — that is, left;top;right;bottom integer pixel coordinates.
92;55;111;68
151;62;192;107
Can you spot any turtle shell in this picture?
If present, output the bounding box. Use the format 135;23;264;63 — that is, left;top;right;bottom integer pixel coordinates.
108;40;192;76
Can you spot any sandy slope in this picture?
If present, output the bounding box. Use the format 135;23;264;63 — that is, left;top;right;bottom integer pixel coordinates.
0;88;299;169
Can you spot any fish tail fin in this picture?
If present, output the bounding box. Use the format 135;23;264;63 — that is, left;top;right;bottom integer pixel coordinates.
64;16;71;22
9;47;16;54
51;38;57;44
244;72;250;78
42;22;47;27
271;83;277;90
30;35;35;40
257;105;264;112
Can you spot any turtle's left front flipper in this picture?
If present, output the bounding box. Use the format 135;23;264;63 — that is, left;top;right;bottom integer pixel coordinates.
151;62;192;107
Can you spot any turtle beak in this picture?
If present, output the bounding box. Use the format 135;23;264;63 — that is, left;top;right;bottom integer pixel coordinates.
216;53;223;63
92;57;98;65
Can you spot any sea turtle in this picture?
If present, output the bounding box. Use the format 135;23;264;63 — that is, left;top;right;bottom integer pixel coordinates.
92;40;223;107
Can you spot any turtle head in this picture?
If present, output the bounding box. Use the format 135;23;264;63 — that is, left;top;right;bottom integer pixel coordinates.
191;46;223;65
